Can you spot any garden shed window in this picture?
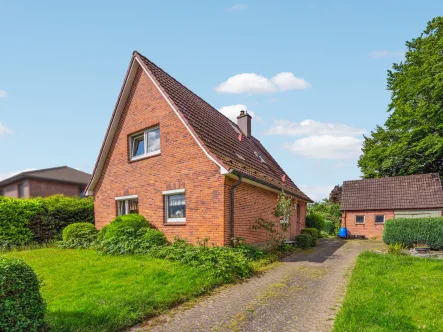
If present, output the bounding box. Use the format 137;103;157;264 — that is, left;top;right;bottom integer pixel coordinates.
355;215;365;224
375;215;385;224
115;195;139;216
163;189;186;222
130;127;160;160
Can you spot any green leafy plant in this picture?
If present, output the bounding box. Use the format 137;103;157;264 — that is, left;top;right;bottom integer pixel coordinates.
0;257;46;331
383;217;443;249
102;214;150;240
306;211;325;232
60;222;98;249
252;217;286;251
301;228;319;246
295;234;312;249
274;191;292;232
387;243;406;255
308;199;341;235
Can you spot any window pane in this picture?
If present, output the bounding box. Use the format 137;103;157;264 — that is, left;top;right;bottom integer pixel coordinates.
168;194;186;219
128;199;138;214
118;201;125;216
132;135;145;157
147;128;160;153
355;215;364;223
375;215;384;223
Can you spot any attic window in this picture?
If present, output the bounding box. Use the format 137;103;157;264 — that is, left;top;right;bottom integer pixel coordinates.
254;151;265;163
130;127;160;160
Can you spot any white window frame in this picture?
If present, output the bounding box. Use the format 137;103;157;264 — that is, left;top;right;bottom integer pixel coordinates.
129;126;160;161
375;214;385;224
355;215;365;224
163;189;186;223
115;195;138;216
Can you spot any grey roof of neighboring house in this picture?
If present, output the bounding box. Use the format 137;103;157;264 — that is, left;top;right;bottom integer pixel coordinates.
0;166;91;187
341;173;443;211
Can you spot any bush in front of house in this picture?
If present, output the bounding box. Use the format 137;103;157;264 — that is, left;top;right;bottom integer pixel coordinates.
383;217;443;249
322;220;335;235
60;222;98;248
102;214;150;241
0;195;94;249
0;257;46;331
301;228;319;246
306;211;325;232
295;234;312;249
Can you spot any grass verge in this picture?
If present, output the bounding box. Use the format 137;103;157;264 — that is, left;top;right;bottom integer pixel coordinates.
4;248;221;331
334;252;443;331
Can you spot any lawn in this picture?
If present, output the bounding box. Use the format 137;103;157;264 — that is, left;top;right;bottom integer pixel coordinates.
334;252;443;332
4;248;220;331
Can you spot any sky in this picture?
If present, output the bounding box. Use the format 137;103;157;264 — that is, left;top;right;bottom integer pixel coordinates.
1;1;442;201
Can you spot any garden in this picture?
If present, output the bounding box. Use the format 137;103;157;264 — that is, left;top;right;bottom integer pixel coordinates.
0;193;321;331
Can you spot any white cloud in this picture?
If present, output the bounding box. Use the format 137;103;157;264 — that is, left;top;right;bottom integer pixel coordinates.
0;123;12;136
369;50;404;58
215;72;311;94
225;4;248;12
284;135;363;159
266;119;365;137
218;104;255;122
0;168;36;181
299;184;334;202
0;91;7;98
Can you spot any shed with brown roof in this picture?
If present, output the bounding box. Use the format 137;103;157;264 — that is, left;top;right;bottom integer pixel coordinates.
340;173;443;239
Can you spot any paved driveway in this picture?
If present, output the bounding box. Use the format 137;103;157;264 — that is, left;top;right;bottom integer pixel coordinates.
133;239;385;332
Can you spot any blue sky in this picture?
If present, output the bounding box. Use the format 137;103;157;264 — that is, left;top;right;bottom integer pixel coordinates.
0;1;441;200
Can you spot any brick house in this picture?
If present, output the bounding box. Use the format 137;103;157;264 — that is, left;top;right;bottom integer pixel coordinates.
340;173;443;239
0;166;91;198
85;51;312;246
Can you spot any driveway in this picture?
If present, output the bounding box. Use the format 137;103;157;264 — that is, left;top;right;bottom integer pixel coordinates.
133;239;385;332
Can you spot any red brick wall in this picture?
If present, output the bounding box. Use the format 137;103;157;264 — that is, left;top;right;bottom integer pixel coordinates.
341;210;395;239
29;179;82;197
93;67;226;245
0;180;30;198
224;177;307;246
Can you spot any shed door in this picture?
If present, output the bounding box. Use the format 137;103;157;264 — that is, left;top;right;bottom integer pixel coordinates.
394;209;442;219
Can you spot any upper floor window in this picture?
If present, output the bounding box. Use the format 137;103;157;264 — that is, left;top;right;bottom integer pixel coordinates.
130;127;160;160
115;195;139;216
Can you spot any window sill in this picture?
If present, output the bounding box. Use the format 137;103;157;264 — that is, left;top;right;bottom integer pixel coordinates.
355;223;365;225
164;221;186;226
129;150;161;162
375;223;385;225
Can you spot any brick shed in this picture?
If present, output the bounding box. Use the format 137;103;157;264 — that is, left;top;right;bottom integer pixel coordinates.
340;173;443;239
86;51;312;246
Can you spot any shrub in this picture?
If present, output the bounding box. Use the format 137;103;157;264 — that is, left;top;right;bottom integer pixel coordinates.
97;225;108;242
61;222;98;249
103;214;150;240
301;228;319;246
306;211;325;232
295;234;312;249
0;257;46;331
383;217;443;249
143;229;167;246
322;220;335;235
387;243;407;255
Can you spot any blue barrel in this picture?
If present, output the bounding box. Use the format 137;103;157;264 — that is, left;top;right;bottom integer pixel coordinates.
339;227;348;238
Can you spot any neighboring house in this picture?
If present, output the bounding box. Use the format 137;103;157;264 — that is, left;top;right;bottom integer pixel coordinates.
86;51;312;246
0;166;91;198
340;173;443;239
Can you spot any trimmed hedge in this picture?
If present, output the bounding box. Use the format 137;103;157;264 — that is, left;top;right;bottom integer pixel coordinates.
301;228;319;246
103;214;150;240
0;257;46;331
306;211;325;232
295;234;312;249
0;195;94;248
383;217;443;249
61;222;98;249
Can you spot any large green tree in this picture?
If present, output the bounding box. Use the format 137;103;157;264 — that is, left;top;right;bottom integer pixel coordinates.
358;17;443;180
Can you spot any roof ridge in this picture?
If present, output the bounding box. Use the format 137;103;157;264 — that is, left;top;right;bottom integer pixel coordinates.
345;173;440;184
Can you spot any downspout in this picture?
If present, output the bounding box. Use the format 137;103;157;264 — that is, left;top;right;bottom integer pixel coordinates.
229;173;243;246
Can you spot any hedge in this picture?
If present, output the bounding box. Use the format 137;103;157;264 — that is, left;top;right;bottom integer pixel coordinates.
383;217;443;249
301;228;319;246
0;257;46;331
295;234;312;249
306;212;325;232
0;195;94;248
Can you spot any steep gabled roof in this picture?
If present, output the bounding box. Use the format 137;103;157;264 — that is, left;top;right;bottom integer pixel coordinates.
0;166;91;187
86;52;311;202
341;173;443;211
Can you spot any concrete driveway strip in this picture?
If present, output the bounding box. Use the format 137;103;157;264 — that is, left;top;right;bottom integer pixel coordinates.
133;239;384;332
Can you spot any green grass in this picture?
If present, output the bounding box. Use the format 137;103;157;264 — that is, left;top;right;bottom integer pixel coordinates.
334;252;443;332
4;248;220;331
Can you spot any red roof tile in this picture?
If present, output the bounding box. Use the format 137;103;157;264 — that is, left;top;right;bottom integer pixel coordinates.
136;52;311;202
341;173;443;211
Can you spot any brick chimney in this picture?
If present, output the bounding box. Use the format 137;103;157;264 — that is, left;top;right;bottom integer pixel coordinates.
237;110;252;137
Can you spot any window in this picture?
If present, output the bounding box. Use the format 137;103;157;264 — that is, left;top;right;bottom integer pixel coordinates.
130;127;160;160
355;215;365;224
18;183;25;198
375;215;385;224
79;186;86;198
163;189;186;222
115;195;139;216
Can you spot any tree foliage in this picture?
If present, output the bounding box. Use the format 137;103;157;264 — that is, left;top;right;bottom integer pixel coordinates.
329;185;342;204
359;17;443;180
308;199;341;234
